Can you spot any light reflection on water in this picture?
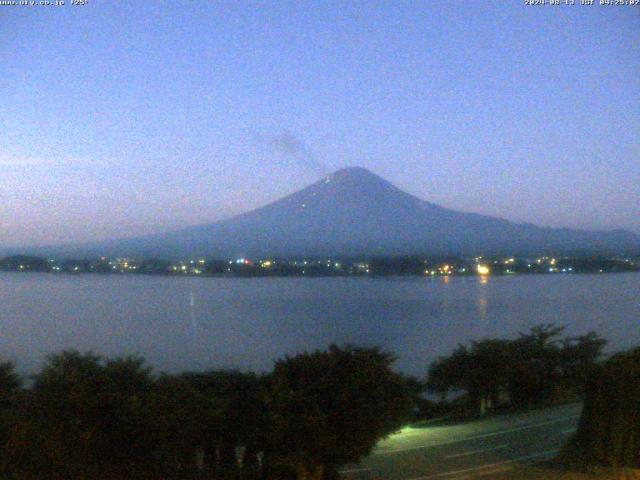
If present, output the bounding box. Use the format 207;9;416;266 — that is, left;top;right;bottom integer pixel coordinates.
0;272;638;376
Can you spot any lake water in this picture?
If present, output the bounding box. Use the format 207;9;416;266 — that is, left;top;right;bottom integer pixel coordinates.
0;272;638;377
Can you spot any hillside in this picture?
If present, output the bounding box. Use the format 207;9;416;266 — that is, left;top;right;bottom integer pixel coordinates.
15;167;640;259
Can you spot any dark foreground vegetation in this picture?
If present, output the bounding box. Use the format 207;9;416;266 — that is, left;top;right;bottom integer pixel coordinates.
426;324;607;418
564;346;640;469
503;346;640;480
0;346;420;480
0;326;636;479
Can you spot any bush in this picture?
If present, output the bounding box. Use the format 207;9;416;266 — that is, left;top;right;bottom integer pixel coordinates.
266;345;422;478
427;324;607;417
0;346;420;480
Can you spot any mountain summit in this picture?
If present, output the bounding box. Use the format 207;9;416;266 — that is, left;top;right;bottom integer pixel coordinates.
47;167;640;258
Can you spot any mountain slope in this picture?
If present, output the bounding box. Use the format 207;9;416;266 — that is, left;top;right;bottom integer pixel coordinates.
75;166;639;258
8;167;634;259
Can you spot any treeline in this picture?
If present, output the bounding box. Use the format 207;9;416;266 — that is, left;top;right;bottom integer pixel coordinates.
0;346;420;480
0;326;612;479
426;324;607;417
2;254;638;277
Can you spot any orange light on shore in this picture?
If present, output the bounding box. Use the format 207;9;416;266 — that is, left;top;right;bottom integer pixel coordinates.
477;264;491;275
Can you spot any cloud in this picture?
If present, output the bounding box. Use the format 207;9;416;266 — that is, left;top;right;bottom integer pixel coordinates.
253;131;328;174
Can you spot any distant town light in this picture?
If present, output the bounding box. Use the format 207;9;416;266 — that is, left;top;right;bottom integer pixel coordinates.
477;264;490;275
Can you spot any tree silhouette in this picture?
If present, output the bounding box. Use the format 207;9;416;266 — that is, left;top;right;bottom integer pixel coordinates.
570;346;640;468
148;374;224;476
267;344;421;479
427;324;606;416
4;351;155;479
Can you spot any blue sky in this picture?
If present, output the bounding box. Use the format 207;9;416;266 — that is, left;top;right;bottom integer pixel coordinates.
1;1;638;246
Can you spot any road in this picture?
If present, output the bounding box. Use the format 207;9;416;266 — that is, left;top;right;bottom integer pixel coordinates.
339;403;582;480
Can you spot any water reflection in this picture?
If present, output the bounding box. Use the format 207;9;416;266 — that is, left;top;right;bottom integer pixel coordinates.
475;275;490;324
478;297;488;321
189;288;198;346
